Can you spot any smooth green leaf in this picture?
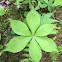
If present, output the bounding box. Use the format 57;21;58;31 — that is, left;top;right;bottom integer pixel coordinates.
26;9;40;34
22;54;30;57
0;8;5;16
54;0;62;6
8;18;31;36
35;24;56;36
29;38;42;62
35;37;58;52
22;59;29;62
3;36;31;53
23;48;29;52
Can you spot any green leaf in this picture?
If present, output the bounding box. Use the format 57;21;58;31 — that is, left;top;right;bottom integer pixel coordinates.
10;0;15;1
0;51;3;56
8;18;31;36
44;0;48;3
22;0;29;4
29;38;42;62
3;36;31;53
24;11;28;17
0;45;3;49
42;13;53;18
40;0;44;3
57;45;62;52
49;0;54;3
40;13;57;25
48;6;53;12
22;59;29;62
50;30;58;34
54;0;62;6
50;52;59;62
35;0;41;10
23;48;29;52
59;21;62;24
26;9;40;35
35;24;56;36
40;4;47;8
22;54;30;57
0;8;5;16
14;0;23;8
35;37;58;52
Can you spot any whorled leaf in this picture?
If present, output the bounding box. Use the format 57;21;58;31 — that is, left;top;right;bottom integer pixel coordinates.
8;18;31;36
29;38;42;62
35;24;56;36
3;36;32;53
35;37;58;52
26;9;40;35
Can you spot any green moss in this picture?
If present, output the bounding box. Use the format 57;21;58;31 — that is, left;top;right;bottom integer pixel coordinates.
6;5;21;20
0;16;9;33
